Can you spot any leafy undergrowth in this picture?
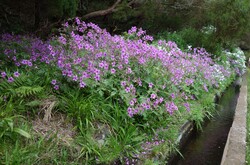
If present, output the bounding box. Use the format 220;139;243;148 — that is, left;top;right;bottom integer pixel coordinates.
0;18;246;164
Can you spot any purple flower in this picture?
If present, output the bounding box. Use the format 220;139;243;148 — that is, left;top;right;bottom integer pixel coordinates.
165;101;178;115
79;82;86;88
137;28;146;37
132;98;137;103
111;68;116;74
7;77;14;83
153;100;159;108
183;102;190;112
21;60;28;65
148;82;154;88
104;63;109;70
73;75;78;81
159;97;164;103
62;70;67;76
125;87;130;93
128;26;137;34
126;68;132;74
129;100;135;106
63;22;69;27
27;61;33;67
67;71;73;77
145;104;151;110
15;62;21;67
13;71;20;77
170;93;175;99
150;93;157;99
137;79;142;86
82;71;89;78
121;81;126;87
99;61;105;68
1;72;7;78
94;75;100;81
51;79;57;85
203;84;208;92
58;36;67;45
127;107;134;117
12;56;17;61
54;85;59;90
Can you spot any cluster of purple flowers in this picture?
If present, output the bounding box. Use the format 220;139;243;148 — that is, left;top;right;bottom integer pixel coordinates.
1;18;235;117
139;135;165;158
51;79;59;90
0;71;20;83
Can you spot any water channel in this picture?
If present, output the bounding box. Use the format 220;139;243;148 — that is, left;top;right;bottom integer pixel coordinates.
169;85;240;165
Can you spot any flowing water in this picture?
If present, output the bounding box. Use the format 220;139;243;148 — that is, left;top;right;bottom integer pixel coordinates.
170;85;240;165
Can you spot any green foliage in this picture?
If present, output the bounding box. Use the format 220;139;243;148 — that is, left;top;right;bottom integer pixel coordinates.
194;0;250;44
1;134;81;165
42;0;78;19
188;102;204;131
0;74;44;99
0;14;244;164
0;98;31;139
156;27;223;55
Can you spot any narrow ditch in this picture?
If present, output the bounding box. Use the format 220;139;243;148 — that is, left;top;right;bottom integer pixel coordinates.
169;84;240;165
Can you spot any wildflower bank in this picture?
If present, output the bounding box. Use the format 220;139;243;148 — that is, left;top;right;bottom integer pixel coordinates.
0;18;246;164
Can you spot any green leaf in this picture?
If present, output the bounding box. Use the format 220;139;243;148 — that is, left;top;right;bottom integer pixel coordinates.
25;100;41;107
98;90;104;97
13;128;31;138
7;120;14;131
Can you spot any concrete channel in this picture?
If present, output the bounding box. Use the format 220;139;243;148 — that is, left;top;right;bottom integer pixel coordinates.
221;74;247;165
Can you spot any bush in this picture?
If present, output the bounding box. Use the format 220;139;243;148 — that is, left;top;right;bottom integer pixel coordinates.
156;27;223;56
191;0;250;44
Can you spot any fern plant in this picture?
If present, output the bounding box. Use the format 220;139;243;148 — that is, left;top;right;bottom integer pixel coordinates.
0;74;44;99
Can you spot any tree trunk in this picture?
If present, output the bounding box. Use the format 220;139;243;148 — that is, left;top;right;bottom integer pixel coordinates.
83;0;122;19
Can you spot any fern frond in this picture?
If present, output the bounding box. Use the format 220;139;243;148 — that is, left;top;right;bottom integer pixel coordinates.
15;86;44;98
0;74;44;98
0;81;16;97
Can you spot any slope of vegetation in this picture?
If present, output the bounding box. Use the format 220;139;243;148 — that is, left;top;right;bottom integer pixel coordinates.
0;18;247;164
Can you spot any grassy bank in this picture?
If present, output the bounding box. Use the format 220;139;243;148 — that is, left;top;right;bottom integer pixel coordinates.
0;19;246;164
